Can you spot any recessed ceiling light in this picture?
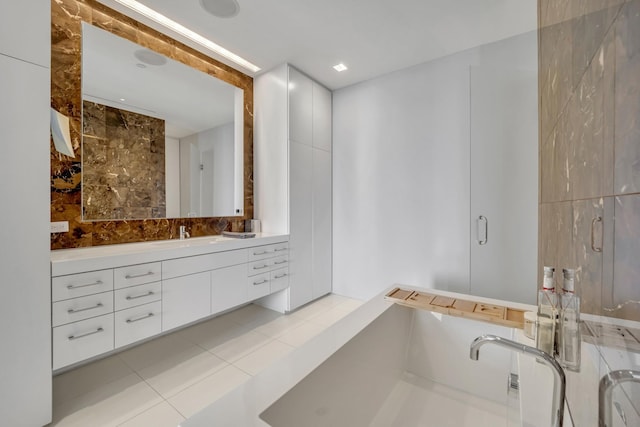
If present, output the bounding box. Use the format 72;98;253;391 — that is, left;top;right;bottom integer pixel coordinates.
112;0;260;73
200;0;240;18
134;49;167;66
333;63;348;72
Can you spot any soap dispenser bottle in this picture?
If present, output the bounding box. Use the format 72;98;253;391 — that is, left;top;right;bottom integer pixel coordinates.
559;268;581;371
536;266;557;356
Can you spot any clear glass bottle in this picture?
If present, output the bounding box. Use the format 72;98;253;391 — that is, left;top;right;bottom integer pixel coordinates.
559;268;581;371
536;266;557;356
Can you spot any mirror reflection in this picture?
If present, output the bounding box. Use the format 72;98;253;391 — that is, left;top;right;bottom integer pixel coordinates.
81;22;244;221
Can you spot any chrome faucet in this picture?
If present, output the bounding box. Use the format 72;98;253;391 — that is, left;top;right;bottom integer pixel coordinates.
179;225;190;240
470;334;566;427
599;370;640;427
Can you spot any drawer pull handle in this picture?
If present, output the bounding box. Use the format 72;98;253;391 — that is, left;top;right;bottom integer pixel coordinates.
125;271;155;279
253;264;269;270
253;279;268;286
126;291;155;300
274;273;288;279
253;250;270;256
274;260;287;265
68;327;104;341
67;280;103;290
274;247;288;252
126;312;155;324
68;302;104;314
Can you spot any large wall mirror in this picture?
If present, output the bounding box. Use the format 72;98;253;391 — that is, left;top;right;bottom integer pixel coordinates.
81;22;244;221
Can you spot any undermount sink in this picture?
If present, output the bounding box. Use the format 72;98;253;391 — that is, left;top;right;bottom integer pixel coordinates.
149;235;226;247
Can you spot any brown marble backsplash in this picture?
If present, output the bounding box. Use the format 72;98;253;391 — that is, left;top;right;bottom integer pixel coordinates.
538;0;640;321
51;0;253;249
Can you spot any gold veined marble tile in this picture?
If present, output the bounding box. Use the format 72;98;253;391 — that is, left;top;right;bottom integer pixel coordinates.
50;0;254;248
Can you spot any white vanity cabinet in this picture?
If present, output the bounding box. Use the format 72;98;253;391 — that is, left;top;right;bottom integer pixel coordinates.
51;234;289;370
255;64;332;312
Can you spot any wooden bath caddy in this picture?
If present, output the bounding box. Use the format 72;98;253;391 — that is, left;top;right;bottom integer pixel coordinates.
385;288;525;329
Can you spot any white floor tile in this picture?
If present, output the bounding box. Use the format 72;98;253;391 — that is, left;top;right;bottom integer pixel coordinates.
290;300;333;320
307;305;353;327
118;333;195;372
51;373;163;427
233;340;295;375
178;316;252;351
276;321;328;347
219;303;280;326
167;365;251;419
53;355;134;406
209;330;273;363
117;401;185;427
137;347;228;398
253;313;308;338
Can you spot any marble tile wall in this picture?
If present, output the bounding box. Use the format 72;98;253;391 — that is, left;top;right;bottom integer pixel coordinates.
50;0;253;249
82;100;166;220
539;0;640;321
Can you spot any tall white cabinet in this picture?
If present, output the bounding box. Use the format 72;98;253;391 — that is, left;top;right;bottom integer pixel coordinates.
255;64;332;311
0;1;52;425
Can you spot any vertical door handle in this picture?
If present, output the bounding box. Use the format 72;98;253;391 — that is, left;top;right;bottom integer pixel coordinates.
591;216;603;252
477;215;488;245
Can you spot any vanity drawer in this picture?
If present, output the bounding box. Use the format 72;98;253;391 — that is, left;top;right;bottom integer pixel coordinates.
248;273;271;300
162;249;247;280
115;301;162;348
271;255;289;269
114;282;161;311
248;242;288;262
52;291;114;327
248;259;273;276
52;269;113;302
52;313;114;370
114;262;162;289
270;268;290;293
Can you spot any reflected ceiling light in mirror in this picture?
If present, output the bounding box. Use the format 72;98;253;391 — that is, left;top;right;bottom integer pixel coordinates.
134;48;167;66
112;0;260;73
333;63;348;72
200;0;240;18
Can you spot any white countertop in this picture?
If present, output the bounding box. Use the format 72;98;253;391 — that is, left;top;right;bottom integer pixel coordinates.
51;233;289;276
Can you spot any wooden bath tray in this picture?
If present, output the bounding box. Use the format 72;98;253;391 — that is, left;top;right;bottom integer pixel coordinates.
385;287;525;329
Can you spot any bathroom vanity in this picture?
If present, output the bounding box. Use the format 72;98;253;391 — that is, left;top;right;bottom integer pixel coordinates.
50;233;289;371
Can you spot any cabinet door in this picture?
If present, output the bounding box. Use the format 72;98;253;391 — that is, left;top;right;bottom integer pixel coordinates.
469;65;538;304
312;148;332;298
162;272;211;331
0;1;50;67
211;264;248;314
312;82;332;152
289;141;314;309
288;67;313;146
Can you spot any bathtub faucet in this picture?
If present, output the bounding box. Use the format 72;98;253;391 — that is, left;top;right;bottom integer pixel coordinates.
469;334;565;427
599;370;640;427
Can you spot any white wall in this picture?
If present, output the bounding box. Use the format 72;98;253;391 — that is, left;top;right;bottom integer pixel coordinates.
333;32;537;301
165;137;180;217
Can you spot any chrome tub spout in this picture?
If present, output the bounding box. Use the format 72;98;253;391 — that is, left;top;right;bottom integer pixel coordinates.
470;334;566;427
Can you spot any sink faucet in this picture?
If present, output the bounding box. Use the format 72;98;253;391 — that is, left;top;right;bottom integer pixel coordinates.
599;370;640;427
470;334;566;427
179;225;190;240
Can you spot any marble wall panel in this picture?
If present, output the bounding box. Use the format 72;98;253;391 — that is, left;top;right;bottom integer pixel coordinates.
50;0;253;249
540;0;640;320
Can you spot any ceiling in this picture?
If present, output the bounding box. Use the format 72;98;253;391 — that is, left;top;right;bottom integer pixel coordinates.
96;0;537;90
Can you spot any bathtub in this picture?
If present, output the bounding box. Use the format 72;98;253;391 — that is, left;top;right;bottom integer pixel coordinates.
181;287;566;427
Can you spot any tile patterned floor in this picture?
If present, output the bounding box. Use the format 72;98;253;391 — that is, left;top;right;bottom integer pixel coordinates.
48;294;363;427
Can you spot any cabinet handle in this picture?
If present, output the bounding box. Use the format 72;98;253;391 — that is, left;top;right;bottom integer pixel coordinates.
126;291;155;300
68;327;104;341
67;302;104;314
274;273;288;279
253;279;268;286
476;215;488;245
591;216;603;253
253;264;269;270
67;280;103;290
274;247;288;252
253;250;270;256
126;312;155;323
274;260;287;265
125;271;155;279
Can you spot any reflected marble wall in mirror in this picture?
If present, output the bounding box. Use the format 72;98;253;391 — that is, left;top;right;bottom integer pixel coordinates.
81;22;244;221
